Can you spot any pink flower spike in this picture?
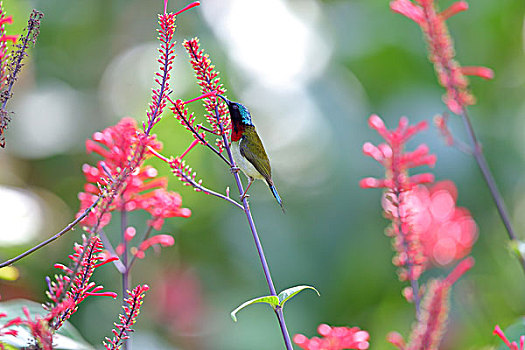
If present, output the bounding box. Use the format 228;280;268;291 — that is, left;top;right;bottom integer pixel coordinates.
440;1;469;20
461;66;495;80
184;91;217;104
390;0;425;25
174;1;200;16
444;256;474;286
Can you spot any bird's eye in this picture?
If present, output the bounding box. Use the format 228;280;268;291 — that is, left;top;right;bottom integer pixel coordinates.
233;105;238;110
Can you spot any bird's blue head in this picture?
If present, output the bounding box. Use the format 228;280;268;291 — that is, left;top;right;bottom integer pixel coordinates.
218;95;253;126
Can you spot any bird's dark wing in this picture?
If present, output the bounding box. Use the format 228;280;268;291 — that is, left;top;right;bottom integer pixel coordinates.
240;126;272;182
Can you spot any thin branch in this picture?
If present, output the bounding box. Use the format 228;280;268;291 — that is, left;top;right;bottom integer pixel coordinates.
148;146;242;209
0;196;102;268
98;229;126;274
459;108;525;271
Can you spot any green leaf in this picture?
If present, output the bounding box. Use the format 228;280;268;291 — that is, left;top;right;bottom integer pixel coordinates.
0;299;94;350
278;285;320;308
230;295;279;322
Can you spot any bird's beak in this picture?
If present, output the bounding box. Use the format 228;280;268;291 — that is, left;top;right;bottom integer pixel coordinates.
217;94;229;105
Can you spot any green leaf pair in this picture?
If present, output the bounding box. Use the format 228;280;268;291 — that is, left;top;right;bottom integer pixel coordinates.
231;285;319;322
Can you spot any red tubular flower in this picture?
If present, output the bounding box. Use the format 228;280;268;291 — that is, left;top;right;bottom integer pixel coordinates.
494;325;524;350
183;37;230;152
103;284;149;350
361;115;436;283
293;324;370;350
388;257;474;350
137;189;191;230
78;117;190;231
133;234;175;259
390;0;493;115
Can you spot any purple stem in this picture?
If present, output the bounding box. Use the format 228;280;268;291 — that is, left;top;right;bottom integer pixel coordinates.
460;108;525;270
213;103;293;350
120;206;131;350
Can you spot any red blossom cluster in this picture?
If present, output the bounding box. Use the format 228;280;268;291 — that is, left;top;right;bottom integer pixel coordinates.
388;257;474;350
390;0;493;114
494;325;525;350
361;114;436;282
104;284;149;350
395;181;477;267
78;117;191;232
293;324;370;350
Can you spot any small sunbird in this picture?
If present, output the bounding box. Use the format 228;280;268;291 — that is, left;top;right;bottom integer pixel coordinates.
218;95;284;212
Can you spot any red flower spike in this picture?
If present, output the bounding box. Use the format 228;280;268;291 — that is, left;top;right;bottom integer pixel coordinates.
390;0;492;115
103;284;149;350
362;114;436;283
145;5;179;133
400;257;474;350
293;324;370;350
45;235;116;331
183;38;230;152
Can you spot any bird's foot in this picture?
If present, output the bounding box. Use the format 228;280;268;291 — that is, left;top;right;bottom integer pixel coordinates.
230;166;240;174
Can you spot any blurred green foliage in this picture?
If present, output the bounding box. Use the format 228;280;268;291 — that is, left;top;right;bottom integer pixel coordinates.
1;0;525;349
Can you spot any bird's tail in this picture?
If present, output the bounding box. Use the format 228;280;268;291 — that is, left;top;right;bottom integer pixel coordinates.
268;183;285;213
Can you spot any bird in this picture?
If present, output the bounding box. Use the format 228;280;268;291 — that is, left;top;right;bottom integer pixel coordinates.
217;95;284;211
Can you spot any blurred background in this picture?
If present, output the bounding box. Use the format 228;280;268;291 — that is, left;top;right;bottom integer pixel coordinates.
1;0;525;349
